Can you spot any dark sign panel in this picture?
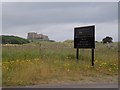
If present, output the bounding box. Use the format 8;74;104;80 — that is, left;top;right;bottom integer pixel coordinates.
74;25;95;48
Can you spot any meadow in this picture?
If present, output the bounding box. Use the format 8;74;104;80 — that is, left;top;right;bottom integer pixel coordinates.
2;41;118;86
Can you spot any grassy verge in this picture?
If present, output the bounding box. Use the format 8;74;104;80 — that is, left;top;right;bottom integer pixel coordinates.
2;42;118;86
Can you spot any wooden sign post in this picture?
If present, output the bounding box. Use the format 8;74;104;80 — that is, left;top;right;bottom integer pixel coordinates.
92;48;94;66
74;25;95;66
76;48;79;60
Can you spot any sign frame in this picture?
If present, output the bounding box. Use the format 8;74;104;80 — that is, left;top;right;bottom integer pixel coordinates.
74;25;95;48
74;25;95;66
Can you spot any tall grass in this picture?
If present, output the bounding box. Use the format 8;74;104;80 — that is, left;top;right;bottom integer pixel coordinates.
2;42;118;86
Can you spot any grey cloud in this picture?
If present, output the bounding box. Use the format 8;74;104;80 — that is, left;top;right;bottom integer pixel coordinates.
2;2;118;29
2;21;118;42
2;2;118;42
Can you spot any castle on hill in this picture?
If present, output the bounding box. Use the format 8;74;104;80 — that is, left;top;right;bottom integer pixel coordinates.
27;32;49;40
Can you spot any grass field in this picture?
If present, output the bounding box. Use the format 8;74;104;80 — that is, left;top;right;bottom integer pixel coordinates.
2;41;118;86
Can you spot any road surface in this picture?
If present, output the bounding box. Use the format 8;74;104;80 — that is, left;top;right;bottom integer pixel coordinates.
12;83;118;88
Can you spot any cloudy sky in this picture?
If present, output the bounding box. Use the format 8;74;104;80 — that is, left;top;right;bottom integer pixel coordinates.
2;2;118;42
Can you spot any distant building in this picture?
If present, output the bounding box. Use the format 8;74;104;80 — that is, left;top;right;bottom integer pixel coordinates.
27;32;49;40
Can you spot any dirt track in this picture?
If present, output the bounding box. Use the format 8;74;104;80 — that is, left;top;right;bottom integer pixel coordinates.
15;83;118;88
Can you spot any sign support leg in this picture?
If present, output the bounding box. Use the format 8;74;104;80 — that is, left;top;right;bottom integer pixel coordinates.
77;48;79;60
92;48;94;66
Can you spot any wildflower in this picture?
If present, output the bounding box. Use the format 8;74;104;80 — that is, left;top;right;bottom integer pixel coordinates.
94;60;98;63
6;67;9;70
99;64;102;67
108;68;112;72
64;63;70;67
16;59;19;62
104;62;107;65
26;60;29;62
10;61;14;64
101;62;107;66
66;57;69;59
67;69;70;72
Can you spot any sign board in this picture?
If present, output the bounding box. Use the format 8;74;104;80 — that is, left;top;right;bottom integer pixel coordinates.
74;25;95;48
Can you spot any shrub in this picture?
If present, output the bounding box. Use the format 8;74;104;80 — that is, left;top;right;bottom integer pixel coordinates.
1;35;30;44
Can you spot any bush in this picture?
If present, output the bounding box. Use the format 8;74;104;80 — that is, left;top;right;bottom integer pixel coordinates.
1;35;30;44
102;36;113;44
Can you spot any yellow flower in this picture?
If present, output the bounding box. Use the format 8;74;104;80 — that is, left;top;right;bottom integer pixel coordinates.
104;62;107;65
16;59;19;62
108;68;112;72
67;69;70;72
99;64;102;67
94;60;98;63
64;63;70;67
6;67;9;70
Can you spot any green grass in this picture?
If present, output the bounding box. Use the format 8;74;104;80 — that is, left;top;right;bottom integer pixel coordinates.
2;42;118;86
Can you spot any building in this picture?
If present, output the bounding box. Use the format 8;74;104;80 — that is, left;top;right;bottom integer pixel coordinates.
27;32;37;39
27;32;49;40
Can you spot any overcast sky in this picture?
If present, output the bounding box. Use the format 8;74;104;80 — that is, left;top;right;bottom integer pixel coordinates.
2;2;118;42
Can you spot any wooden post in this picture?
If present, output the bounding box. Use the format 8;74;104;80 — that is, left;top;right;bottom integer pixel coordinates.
77;48;79;60
92;48;94;66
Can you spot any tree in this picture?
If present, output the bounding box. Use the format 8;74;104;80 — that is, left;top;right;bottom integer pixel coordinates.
102;36;113;44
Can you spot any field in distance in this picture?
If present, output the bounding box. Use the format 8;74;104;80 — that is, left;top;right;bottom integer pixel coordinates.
2;41;118;86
